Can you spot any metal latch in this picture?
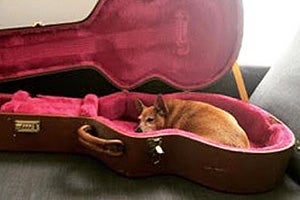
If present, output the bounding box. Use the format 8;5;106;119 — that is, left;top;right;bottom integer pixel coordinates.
14;120;40;133
296;140;300;151
147;137;164;165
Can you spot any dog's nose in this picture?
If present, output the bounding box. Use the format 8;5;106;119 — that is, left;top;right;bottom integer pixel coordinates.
135;127;143;133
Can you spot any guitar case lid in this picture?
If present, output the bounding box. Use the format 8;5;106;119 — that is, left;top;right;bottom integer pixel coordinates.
0;0;243;90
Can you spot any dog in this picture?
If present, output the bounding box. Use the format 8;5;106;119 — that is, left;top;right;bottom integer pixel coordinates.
135;95;250;148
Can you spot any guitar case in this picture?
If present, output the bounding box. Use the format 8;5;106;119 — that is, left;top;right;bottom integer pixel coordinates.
0;0;295;193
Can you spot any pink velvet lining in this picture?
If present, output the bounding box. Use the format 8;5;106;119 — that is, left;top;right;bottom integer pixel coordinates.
0;91;295;153
0;91;98;117
0;0;242;90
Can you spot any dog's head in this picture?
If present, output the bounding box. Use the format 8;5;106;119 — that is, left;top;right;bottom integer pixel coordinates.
135;95;168;132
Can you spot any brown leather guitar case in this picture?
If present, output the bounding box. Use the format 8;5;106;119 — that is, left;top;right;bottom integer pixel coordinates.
0;0;295;193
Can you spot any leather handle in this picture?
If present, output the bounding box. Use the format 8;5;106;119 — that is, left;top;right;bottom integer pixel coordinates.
77;125;124;157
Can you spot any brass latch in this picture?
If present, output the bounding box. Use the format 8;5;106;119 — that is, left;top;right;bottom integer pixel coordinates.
14;120;41;133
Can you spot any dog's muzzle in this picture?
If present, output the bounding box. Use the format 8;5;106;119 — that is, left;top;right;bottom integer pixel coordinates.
135;126;143;133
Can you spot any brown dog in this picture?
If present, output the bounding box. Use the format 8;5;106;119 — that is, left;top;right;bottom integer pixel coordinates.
135;95;250;148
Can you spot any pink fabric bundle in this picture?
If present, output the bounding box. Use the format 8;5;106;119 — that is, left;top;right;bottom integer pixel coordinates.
0;90;98;117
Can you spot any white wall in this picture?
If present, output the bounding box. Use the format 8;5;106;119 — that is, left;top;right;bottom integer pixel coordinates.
0;0;98;28
238;0;300;66
1;0;299;67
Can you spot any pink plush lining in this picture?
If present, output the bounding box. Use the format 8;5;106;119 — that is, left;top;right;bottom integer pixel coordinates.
0;91;98;117
0;0;242;90
0;91;295;152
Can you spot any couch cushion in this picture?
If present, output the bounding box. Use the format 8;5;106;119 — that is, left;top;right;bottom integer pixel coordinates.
250;28;300;184
0;152;300;200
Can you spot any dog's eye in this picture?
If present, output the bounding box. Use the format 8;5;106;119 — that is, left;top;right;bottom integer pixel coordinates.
146;117;154;123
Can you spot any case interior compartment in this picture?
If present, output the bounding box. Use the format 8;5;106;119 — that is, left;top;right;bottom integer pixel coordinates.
0;90;294;152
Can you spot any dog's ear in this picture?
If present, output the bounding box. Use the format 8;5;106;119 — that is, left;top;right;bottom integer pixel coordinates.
154;94;168;116
135;99;145;113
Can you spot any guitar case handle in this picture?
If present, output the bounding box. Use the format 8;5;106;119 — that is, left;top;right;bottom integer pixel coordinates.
77;125;124;157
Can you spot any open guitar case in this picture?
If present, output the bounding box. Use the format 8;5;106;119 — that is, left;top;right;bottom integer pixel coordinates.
0;0;295;193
